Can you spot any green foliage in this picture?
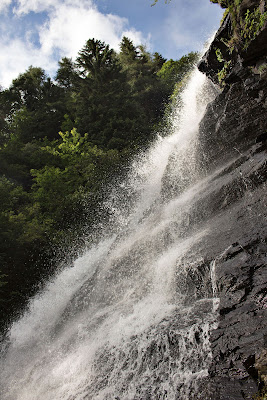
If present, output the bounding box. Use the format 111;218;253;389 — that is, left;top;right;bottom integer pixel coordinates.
152;52;167;72
0;177;29;212
211;0;267;54
119;36;139;65
241;8;267;49
155;54;200;134
215;48;224;63
1;66;67;142
211;0;267;86
55;57;78;89
50;128;89;156
0;35;198;329
217;60;231;84
75;39;144;148
32;128;120;223
157;52;199;93
76;38;120;81
215;47;231;85
0;135;57;188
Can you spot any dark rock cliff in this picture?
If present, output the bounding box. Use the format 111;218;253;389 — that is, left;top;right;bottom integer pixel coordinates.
198;0;267;169
196;0;267;398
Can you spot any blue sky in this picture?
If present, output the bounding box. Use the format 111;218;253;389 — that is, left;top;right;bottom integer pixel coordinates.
0;0;223;88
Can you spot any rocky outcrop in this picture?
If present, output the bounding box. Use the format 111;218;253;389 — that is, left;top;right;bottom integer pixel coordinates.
197;0;267;398
198;0;267;169
198;0;267;87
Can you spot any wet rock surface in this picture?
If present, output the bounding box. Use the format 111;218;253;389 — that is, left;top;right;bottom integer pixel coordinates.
208;240;266;399
198;77;267;170
196;1;267;397
194;174;266;399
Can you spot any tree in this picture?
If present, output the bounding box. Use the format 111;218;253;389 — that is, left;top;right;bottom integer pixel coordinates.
0;36;184;328
75;39;143;148
152;52;167;72
157;52;199;94
55;57;79;133
31;128;121;227
118;38;168;129
1;67;67;142
55;57;78;90
119;37;143;89
119;36;139;64
11;66;48;111
76;38;121;82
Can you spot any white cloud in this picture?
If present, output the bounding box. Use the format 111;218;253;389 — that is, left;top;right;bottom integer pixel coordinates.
0;0;149;88
0;37;58;88
38;3;150;58
39;3;127;57
0;0;12;13
14;0;62;15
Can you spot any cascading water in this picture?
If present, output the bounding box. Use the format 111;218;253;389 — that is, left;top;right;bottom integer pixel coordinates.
1;64;223;400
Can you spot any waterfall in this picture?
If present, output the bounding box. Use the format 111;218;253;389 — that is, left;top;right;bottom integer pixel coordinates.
0;65;223;400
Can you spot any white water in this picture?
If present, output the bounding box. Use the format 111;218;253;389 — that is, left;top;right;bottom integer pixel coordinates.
1;68;221;400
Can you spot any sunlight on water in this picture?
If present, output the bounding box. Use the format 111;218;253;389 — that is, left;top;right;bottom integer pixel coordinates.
1;58;222;400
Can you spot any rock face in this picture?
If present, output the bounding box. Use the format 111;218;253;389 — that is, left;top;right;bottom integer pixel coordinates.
198;0;267;87
200;234;267;399
198;0;267;169
196;0;267;398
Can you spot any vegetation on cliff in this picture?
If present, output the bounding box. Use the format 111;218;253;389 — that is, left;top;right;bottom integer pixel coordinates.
209;0;267;85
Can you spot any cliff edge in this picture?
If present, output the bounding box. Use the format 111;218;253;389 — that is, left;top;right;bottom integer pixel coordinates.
196;1;267;398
